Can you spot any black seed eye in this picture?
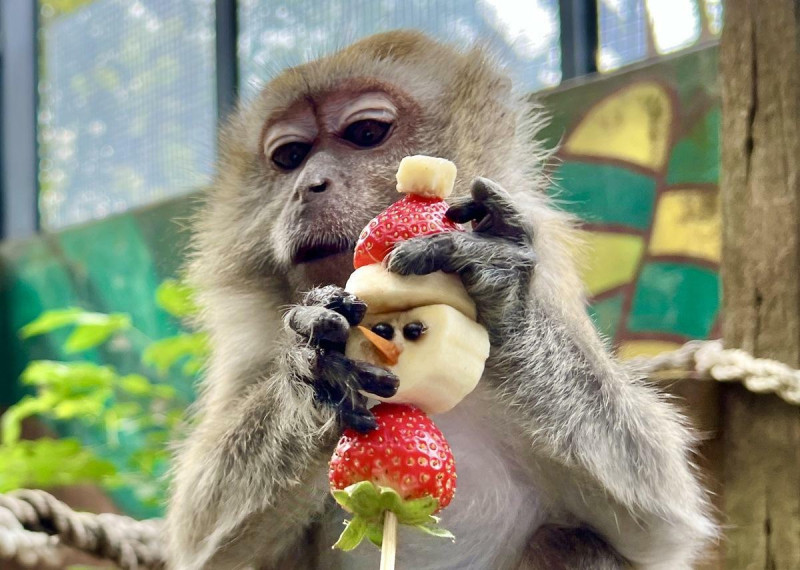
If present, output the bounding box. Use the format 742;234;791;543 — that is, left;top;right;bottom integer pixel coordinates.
271;142;311;170
371;322;394;340
403;321;426;341
343;119;392;148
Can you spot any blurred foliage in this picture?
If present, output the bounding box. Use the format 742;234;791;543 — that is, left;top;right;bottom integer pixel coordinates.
0;280;208;508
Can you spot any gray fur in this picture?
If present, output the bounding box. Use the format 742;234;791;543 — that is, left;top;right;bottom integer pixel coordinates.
166;31;717;570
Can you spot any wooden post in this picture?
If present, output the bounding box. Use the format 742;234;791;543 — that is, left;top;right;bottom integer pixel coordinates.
720;0;800;568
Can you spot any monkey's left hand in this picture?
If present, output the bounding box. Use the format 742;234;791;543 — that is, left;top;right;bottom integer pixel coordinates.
387;177;537;344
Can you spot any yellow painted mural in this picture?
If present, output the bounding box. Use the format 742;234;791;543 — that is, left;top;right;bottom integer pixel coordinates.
554;79;721;358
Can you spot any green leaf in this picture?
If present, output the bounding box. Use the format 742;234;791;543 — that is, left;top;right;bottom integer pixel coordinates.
332;489;354;513
21;361;116;392
0;438;116;492
64;313;131;352
1;393;59;445
118;374;154;396
414;522;455;541
53;396;106;420
153;384;177;400
393;495;438;526
333;515;368;551
156;280;199;318
20;308;84;337
366;521;384;548
143;333;208;374
345;481;383;520
21;309;130;351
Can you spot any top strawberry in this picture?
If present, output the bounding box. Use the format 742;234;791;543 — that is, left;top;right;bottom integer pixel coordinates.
353;156;462;269
353;194;462;269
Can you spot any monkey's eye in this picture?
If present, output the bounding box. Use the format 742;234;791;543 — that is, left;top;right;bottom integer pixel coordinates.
271;142;311;170
343;119;392;148
371;322;394;340
402;321;426;341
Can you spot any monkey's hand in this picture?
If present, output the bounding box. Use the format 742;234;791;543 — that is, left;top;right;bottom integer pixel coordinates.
284;285;399;432
387;177;536;344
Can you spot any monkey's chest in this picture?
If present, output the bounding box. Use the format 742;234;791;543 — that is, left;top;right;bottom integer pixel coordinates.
319;398;546;570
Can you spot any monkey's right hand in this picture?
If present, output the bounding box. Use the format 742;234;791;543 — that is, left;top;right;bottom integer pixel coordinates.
284;285;398;432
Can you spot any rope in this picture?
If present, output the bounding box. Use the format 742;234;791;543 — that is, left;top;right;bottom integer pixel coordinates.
628;339;800;405
0;489;164;569
2;339;800;568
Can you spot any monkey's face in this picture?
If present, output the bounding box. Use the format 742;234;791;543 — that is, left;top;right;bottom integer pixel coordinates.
232;82;432;294
203;32;519;297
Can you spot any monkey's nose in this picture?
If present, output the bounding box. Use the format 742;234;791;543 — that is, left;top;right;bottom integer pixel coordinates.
308;181;328;193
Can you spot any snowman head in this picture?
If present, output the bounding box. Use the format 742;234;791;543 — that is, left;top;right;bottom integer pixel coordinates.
343;156;490;415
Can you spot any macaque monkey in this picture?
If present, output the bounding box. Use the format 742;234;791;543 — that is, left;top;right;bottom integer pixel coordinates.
166;30;716;569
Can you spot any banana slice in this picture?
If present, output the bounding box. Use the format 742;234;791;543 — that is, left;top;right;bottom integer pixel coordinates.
346;304;490;414
345;264;477;320
395;155;457;199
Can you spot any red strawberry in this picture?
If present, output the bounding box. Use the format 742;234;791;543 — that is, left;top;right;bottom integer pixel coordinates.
353;195;463;269
329;403;456;550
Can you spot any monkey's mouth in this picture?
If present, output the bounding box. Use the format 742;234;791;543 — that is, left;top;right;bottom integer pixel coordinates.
291;238;354;264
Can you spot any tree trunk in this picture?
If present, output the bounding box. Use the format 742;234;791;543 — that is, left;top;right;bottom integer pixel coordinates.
720;0;800;568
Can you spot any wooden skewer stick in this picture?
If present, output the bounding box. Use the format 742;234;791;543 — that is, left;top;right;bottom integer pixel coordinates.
380;511;398;570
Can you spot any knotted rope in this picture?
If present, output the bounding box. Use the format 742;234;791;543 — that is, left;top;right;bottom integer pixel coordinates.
2;339;800;568
629;339;800;405
0;489;164;569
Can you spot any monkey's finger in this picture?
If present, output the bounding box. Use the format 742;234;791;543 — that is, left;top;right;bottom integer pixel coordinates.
325;293;367;326
447;177;532;244
353;361;399;398
386;233;457;276
302;286;367;326
338;402;378;433
286;305;349;348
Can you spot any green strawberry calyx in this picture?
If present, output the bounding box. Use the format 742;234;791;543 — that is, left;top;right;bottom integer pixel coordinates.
331;481;455;551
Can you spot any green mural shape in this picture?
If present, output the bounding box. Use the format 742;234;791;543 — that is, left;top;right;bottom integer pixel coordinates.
589;294;624;340
666;108;720;185
628;262;719;339
554;162;656;230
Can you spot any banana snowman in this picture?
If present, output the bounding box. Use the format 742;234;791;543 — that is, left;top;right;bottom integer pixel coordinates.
345;156;490;414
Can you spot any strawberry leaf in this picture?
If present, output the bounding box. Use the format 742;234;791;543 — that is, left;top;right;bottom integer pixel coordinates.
366;521;384;548
331;489;354;513
333;515;368;551
346;481;383;519
394;495;438;525
415;522;456;541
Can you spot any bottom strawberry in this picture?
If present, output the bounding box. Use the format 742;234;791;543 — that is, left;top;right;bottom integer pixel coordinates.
328;403;457;550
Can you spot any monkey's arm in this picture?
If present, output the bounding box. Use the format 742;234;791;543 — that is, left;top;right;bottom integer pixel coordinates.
166;288;397;570
388;179;716;569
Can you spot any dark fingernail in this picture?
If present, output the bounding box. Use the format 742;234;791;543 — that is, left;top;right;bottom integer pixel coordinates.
447;201;485;224
327;296;367;326
342;298;368;326
341;409;378;433
358;366;399;398
313;315;349;346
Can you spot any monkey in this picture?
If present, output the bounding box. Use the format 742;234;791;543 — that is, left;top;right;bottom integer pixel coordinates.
165;30;717;570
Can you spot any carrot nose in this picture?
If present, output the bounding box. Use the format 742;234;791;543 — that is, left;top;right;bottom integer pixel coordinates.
357;326;401;365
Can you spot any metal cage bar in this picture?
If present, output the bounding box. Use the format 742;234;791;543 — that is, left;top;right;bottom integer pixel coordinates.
559;0;599;80
0;0;39;238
